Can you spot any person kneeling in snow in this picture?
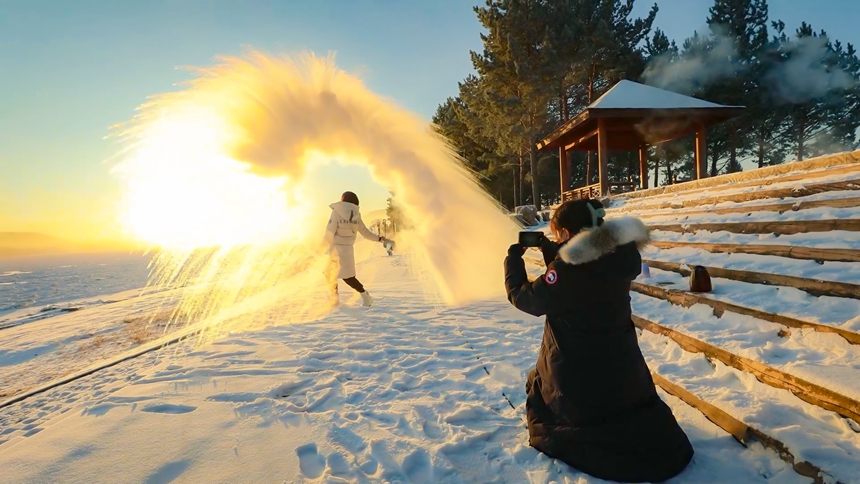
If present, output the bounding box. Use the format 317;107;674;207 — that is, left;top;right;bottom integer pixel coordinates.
325;191;386;307
504;199;693;483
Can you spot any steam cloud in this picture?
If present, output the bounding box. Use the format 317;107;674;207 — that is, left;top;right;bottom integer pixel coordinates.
113;52;518;342
642;33;738;96
643;29;857;104
765;35;857;103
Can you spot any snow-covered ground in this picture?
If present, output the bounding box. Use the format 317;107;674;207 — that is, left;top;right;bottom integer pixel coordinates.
0;242;836;483
0;285;185;399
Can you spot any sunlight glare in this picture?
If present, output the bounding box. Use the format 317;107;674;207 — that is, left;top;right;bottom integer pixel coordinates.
114;110;307;250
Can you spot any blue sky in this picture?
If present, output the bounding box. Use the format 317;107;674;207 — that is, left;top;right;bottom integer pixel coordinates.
1;0;857;242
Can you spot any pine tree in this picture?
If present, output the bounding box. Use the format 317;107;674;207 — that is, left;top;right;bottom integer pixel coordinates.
768;23;860;160
385;192;410;233
544;0;585;124
570;0;657;183
453;75;525;207
470;0;557;210
705;0;770;173
644;28;679;186
433;92;518;208
824;40;860;154
749;21;790;168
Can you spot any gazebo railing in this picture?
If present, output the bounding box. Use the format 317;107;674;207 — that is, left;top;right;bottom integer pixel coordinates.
562;181;638;202
562;183;602;202
609;182;636;194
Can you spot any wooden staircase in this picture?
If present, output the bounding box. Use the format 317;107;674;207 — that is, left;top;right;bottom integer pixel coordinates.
535;150;860;483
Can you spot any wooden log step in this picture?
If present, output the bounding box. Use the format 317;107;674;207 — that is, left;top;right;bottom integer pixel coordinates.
650;240;860;263
526;251;860;343
652;373;840;484
642;259;860;300
647;218;860;236
631;282;860;345
613;179;860;213
618;151;860;201
633;315;860;425
619;162;860;204
628;196;860;219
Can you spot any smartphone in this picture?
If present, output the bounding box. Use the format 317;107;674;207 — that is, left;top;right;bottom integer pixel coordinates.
519;231;545;248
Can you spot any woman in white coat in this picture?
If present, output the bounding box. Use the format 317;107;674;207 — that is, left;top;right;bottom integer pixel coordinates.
324;191;385;306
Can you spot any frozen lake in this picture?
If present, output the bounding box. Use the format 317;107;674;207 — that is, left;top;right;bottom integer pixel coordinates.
0;252;153;315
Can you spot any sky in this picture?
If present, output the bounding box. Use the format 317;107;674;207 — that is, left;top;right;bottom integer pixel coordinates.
1;0;858;245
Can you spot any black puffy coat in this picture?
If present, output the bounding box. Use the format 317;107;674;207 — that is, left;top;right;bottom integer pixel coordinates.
504;217;693;483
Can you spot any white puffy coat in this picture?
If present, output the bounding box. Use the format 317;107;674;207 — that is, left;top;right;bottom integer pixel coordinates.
324;201;380;279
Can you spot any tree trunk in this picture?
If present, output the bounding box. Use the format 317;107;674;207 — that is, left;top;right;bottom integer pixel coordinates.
586;152;593;185
530;141;541;210
665;151;673;185
565;154;573;192
727;124;743;173
588;62;596;102
519;155;526;206
628;157;635;184
511;165;520;207
710;145;719;177
584;66;598;187
559;86;569;122
653;148;659;187
729;141;738;173
797;117;805;161
758;126;766;169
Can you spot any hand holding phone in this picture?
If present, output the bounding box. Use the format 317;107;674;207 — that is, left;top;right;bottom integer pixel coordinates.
519;231;546;248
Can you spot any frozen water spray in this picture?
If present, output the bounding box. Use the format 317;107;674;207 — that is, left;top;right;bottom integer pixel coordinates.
112;51;518;342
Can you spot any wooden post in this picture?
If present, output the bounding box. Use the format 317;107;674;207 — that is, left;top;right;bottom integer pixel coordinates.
696;123;707;180
559;146;569;198
639;146;648;189
597;118;609;196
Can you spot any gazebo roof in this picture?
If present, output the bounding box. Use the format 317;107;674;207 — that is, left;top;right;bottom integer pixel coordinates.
537;80;744;151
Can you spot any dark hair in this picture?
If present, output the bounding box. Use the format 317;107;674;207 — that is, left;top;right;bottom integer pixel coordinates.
341;191;359;206
551;199;604;235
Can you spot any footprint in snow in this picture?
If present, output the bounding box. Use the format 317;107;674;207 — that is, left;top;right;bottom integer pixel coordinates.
269;379;313;398
296;443;327;479
140;403;197;414
326;452;351;476
422;419;442;439
402;449;433;484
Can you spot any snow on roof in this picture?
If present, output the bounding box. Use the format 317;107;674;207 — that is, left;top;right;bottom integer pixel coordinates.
587;80;733;110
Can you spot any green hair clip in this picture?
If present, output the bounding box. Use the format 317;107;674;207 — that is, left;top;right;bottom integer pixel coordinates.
587;203;606;228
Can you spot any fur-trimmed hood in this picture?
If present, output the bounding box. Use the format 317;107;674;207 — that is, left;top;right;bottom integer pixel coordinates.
557;217;650;266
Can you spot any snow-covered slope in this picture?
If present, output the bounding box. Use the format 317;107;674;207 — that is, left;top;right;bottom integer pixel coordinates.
0;242;827;484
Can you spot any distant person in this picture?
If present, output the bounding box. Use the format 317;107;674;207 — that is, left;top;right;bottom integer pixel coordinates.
325;191;386;306
504;199;693;483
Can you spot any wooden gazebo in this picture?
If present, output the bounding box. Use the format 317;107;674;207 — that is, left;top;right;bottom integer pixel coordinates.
537;80;744;201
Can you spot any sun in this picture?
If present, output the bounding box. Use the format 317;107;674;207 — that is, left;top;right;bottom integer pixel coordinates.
113;108;307;251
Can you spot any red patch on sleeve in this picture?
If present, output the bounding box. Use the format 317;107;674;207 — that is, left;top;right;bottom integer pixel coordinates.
545;269;558;285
